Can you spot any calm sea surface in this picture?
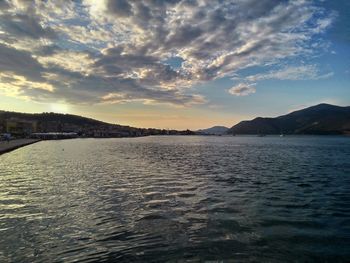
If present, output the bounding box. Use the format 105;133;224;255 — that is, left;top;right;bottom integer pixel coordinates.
0;136;349;262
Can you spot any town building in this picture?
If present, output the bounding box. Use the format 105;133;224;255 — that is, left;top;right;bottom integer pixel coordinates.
6;118;37;136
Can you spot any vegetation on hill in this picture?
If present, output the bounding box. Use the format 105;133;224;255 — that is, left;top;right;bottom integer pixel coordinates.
197;126;229;135
0;111;194;137
227;104;350;135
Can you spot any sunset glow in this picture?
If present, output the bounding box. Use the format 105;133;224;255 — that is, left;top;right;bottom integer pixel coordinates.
0;0;349;129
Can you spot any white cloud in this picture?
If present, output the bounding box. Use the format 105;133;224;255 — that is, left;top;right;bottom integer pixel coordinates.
0;0;334;106
246;65;334;82
228;83;256;96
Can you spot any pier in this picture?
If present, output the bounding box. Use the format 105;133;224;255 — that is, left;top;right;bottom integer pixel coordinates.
0;139;41;155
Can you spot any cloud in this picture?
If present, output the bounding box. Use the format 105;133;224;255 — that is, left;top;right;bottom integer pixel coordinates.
0;0;11;10
246;65;334;82
0;0;334;106
100;91;206;107
105;0;133;17
228;83;256;96
0;43;45;82
0;13;57;40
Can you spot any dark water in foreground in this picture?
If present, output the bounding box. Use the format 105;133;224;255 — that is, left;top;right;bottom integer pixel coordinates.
0;136;349;262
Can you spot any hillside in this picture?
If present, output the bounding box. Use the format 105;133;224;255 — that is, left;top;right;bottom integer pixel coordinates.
227;104;350;135
0;111;194;137
197;126;229;135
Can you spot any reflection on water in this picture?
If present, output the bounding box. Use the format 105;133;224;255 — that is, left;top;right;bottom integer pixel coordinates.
0;136;349;262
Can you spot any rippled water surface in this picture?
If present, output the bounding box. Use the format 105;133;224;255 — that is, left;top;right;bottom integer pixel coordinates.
0;136;350;262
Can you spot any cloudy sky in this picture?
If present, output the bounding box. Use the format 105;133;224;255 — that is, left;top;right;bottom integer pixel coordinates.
0;0;349;129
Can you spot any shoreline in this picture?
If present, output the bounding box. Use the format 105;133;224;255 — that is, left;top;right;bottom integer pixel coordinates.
1;134;348;156
0;139;41;155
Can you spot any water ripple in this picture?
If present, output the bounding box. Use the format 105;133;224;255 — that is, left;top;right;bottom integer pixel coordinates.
0;136;349;262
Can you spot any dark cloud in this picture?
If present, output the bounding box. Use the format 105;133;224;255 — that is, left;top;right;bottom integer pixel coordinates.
0;0;334;104
0;0;11;10
35;45;62;56
0;43;44;82
19;72;204;106
106;0;133;17
94;49;158;73
165;25;202;49
0;13;57;39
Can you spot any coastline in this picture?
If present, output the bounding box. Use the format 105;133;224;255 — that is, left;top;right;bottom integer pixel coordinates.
0;139;41;155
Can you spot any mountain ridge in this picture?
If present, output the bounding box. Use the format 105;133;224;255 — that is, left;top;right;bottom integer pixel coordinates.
0;110;194;137
197;126;229;135
227;103;350;135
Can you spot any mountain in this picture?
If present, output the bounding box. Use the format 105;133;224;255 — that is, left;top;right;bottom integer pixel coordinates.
197;126;229;135
0;111;195;137
227;104;350;135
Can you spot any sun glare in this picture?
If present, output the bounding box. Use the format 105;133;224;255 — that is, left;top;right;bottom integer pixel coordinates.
50;103;70;114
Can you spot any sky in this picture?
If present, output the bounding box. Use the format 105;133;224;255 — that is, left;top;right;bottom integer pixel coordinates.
0;0;349;130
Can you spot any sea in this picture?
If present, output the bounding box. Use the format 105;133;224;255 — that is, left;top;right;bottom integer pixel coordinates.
0;136;349;262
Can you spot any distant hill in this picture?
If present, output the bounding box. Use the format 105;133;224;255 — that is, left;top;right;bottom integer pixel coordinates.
227;104;350;135
197;126;229;135
0;111;195;137
0;111;106;127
